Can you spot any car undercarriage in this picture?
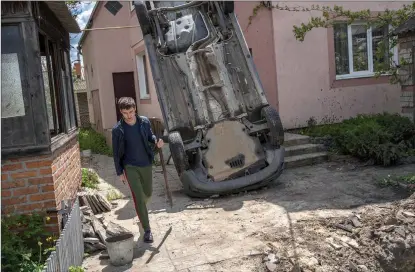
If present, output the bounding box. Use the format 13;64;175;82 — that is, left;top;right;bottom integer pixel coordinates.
134;1;285;197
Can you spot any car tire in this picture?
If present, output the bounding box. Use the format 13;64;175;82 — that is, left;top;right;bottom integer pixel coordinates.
168;131;189;177
261;106;284;147
134;1;152;35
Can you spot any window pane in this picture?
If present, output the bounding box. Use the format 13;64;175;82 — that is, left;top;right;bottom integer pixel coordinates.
49;42;62;133
334;24;349;75
142;55;149;95
64;51;77;129
351;25;369;72
41;56;54;130
39;34;56;132
372;25;389;72
61;66;70;130
104;1;123;16
1;25;26;118
136;54;149;98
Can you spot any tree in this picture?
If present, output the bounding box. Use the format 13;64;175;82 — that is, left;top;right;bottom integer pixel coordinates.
248;2;415;84
66;1;83;19
65;1;89;55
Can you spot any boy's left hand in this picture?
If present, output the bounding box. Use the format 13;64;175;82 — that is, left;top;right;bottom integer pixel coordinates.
156;138;164;149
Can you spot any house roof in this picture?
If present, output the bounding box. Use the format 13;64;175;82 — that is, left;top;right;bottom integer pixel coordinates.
393;16;415;36
78;2;101;47
44;2;81;33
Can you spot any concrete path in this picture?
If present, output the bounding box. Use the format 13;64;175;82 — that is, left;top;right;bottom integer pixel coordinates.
81;154;413;272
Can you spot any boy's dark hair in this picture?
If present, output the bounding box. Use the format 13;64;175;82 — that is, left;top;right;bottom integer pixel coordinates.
118;97;136;110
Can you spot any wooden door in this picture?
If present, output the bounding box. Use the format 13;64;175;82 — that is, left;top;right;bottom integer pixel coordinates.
112;72;136;121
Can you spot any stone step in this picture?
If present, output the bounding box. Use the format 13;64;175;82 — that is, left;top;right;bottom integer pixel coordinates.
284;133;310;147
285;143;325;157
285;152;328;169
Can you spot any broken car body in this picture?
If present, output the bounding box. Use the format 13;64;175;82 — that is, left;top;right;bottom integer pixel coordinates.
134;1;285;197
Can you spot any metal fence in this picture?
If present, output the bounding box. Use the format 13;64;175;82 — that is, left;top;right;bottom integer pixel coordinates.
43;197;84;272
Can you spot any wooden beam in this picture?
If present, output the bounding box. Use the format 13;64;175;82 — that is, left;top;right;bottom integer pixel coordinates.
82;25;140;31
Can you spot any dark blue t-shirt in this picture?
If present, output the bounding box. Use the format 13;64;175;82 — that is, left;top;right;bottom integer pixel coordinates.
122;121;151;167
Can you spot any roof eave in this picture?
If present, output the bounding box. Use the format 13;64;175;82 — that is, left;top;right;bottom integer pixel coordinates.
44;2;81;33
78;2;101;47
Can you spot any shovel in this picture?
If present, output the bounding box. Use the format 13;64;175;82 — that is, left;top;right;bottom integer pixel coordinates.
157;145;173;208
150;117;173;208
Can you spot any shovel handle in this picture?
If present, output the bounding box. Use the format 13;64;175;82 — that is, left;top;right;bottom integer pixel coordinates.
158;148;173;208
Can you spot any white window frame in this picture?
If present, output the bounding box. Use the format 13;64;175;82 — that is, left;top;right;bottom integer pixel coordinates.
335;23;398;80
130;1;135;11
136;53;150;99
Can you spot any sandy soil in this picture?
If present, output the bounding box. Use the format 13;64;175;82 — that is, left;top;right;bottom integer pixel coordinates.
81;154;414;272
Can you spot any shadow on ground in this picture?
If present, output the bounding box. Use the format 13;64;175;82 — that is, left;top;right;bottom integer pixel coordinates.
84;154;414;220
81;154;414;271
99;227;173;272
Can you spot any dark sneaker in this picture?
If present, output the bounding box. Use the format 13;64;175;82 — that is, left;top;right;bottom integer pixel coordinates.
144;230;153;243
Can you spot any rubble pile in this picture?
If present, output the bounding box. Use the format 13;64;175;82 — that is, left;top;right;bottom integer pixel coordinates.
359;193;415;272
78;192;112;214
80;205;133;255
263;193;415;272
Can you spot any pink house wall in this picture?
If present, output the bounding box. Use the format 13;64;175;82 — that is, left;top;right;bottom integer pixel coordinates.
269;1;404;128
129;10;163;119
235;2;278;109
82;33;99;125
83;1;406;139
82;2;134;134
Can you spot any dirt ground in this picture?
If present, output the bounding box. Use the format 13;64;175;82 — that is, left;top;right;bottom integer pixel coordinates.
81;154;414;272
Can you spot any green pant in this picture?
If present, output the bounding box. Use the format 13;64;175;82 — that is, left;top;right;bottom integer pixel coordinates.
124;165;153;231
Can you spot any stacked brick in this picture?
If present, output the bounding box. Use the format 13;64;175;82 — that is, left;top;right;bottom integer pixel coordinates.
1;137;82;233
398;35;415;122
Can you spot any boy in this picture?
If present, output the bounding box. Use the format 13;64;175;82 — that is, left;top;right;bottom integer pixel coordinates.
112;97;164;243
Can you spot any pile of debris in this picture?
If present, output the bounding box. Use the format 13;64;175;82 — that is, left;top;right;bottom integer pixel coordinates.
80;205;133;254
262;193;415;272
78;192;112;214
356;193;415;272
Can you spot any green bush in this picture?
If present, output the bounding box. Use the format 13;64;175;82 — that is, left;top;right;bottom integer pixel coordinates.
302;113;415;166
1;214;55;272
78;128;112;156
81;168;100;189
69;266;85;272
378;173;415;193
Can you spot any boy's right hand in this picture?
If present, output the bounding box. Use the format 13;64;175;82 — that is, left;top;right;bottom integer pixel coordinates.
119;173;127;184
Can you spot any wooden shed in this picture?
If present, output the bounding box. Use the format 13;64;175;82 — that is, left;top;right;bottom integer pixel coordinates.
1;1;82;233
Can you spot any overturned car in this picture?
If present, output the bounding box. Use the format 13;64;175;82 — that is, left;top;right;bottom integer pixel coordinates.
134;1;285;198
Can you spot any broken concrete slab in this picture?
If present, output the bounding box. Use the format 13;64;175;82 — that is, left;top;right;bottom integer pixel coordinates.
106;221;133;237
340;236;359;249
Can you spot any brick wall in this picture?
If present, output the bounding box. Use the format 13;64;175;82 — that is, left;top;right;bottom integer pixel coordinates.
398;35;415;122
1;137;82;233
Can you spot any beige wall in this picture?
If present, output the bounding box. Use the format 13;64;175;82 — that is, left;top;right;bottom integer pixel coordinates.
82;2;135;132
129;12;163;119
235;2;279;109
94;2;135;129
269;1;404;128
82;32;99;125
83;1;406;139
